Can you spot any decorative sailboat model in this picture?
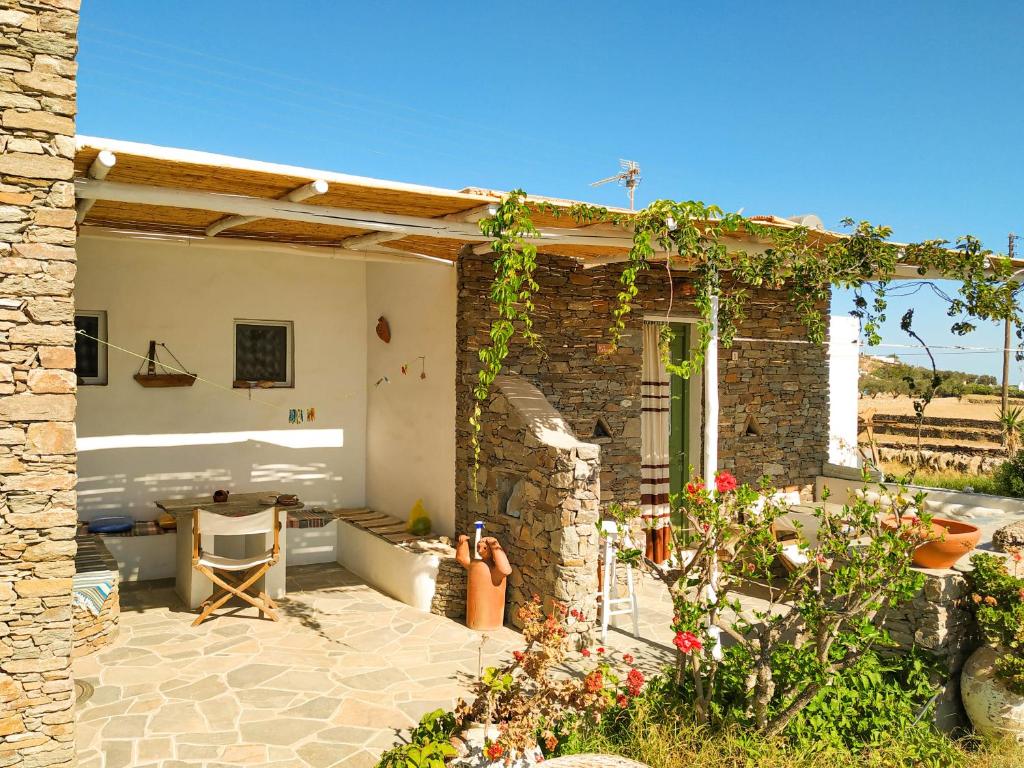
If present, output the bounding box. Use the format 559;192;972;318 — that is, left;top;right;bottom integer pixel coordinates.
133;340;197;388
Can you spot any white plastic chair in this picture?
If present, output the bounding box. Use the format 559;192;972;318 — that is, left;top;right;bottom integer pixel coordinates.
597;520;639;643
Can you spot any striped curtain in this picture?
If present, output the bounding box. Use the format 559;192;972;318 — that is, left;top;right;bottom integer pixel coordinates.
641;322;671;557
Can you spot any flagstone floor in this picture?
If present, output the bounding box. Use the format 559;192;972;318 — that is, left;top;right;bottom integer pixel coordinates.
73;563;678;768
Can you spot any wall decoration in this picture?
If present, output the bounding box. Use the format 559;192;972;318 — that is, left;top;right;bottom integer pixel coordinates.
306;407;316;422
376;316;391;344
133;340;197;388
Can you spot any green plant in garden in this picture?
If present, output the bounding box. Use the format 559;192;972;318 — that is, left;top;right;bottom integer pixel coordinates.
454;597;646;761
997;405;1024;456
995;451;1024;497
376;709;458;768
641;472;927;736
967;552;1024;695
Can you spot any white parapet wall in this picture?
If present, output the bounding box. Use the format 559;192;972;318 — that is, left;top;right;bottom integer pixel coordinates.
335;520;441;611
828;315;861;468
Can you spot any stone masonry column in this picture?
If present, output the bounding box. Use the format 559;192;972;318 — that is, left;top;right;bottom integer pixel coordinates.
0;3;80;767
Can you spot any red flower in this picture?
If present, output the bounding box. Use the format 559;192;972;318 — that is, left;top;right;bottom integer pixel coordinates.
673;631;703;655
513;651;525;662
714;471;738;494
581;648;591;658
622;653;634;665
485;743;504;760
686;480;704;496
584;670;604;693
1018;587;1024;601
626;668;645;696
596;647;605;655
616;693;628;709
544;734;558;751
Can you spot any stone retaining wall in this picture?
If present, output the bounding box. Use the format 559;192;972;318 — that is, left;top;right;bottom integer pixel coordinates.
466;375;600;640
0;3;79;766
881;568;976;731
429;556;467;620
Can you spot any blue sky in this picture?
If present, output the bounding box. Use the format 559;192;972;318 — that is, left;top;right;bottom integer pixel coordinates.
77;1;1023;378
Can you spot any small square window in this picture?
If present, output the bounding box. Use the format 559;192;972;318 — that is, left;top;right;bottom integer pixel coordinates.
74;311;108;385
234;320;293;387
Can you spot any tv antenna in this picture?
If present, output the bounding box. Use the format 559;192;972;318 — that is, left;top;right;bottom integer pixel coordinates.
591;159;641;210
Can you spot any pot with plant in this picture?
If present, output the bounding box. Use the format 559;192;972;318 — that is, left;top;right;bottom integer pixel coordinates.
961;551;1024;742
451;597;646;766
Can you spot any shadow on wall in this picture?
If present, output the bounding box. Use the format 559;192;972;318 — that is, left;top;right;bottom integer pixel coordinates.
77;428;346;521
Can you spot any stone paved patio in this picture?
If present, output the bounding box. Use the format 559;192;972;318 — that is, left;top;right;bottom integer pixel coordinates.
73;563;677;768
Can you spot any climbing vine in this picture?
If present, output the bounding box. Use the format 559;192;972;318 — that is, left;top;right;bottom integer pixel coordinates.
469;194;1024;479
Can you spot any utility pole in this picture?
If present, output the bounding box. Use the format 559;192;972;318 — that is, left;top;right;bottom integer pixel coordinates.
1003;233;1018;415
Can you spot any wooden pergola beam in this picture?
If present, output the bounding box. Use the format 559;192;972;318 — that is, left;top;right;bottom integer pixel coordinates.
341;202;498;251
206;179;328;237
74;178;639;250
74;150;116;224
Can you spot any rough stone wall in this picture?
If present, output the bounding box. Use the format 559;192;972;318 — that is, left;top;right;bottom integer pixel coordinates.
0;3;79;766
429;556;466;620
881;569;975;731
468;375;600;641
456;251;830;531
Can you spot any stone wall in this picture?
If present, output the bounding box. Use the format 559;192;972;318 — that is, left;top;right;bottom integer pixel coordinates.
467;375;600;640
455;251;830;531
881;568;976;731
0;3;79;766
429;556;466;620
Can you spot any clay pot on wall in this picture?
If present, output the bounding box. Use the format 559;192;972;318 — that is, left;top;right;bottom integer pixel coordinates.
912;518;981;570
881;515;980;570
961;645;1024;742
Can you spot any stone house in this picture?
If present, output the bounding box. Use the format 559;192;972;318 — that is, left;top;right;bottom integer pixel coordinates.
0;3;869;761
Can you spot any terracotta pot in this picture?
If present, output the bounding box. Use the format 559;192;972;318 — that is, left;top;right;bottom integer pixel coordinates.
911;517;981;570
456;535;511;632
961;645;1024;742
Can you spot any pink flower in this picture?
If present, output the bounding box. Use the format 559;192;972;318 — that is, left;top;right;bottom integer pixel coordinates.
622;653;634;665
673;631;703;655
581;648;591;658
714;471;738;494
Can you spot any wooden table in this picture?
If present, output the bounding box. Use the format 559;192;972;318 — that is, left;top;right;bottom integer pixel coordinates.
156;492;299;611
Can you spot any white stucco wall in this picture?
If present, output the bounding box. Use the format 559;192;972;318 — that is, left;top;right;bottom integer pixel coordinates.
75;235;368;521
828;314;861;467
365;261;457;536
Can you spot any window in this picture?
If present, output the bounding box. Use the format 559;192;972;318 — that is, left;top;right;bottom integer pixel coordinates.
234;320;294;387
74;311;107;385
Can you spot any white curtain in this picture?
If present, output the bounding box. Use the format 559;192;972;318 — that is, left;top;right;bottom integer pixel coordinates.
640;322;671;533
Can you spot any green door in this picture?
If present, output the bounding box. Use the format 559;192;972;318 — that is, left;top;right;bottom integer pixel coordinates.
668;323;691;502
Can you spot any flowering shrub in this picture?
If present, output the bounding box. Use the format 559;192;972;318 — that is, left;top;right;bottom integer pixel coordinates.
967;551;1024;695
456;597;646;760
643;471;927;735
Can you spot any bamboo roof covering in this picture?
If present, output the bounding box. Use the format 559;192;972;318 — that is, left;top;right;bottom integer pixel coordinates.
81;136;987;274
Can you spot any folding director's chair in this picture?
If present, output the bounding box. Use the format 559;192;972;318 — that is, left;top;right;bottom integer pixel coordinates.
191;507;281;627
